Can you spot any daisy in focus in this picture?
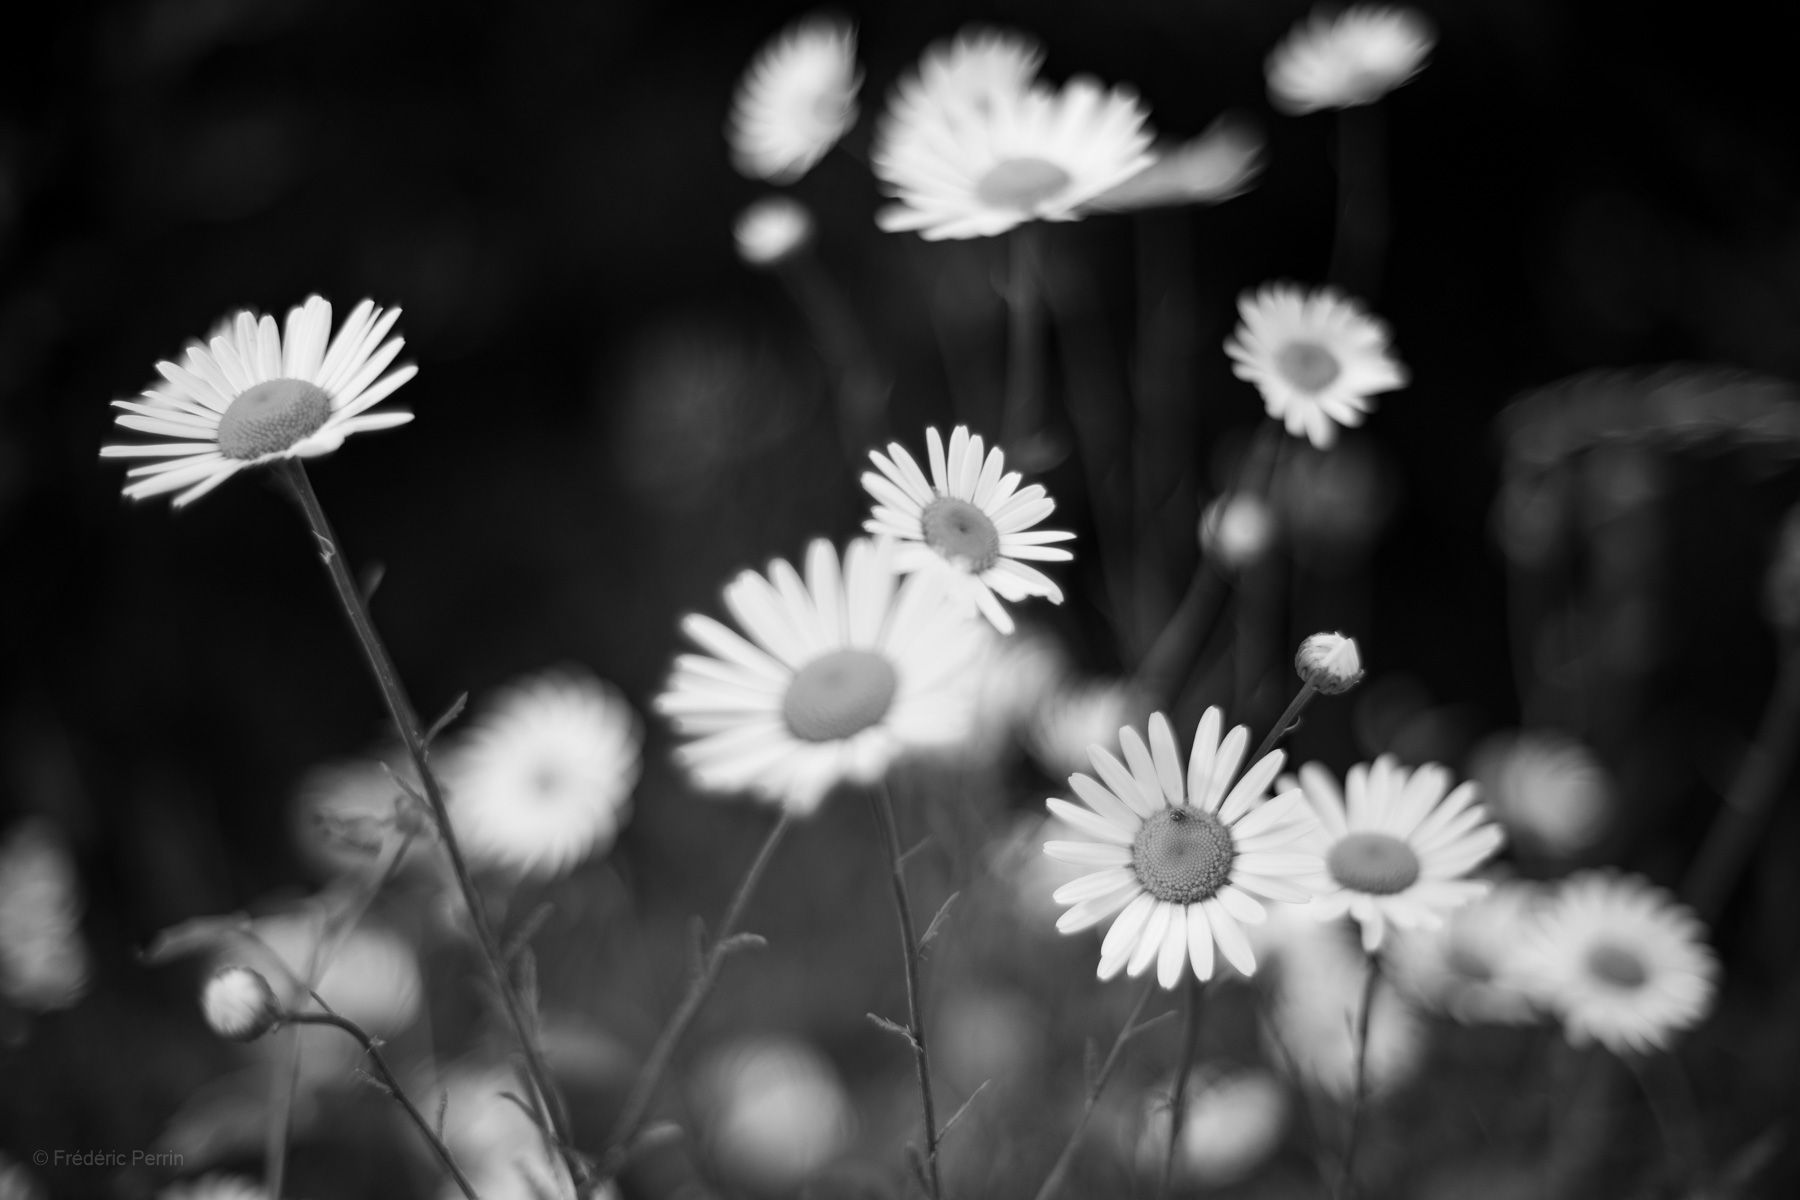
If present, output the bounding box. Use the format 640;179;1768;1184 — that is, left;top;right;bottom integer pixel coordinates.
873;28;1154;240
728;14;862;183
657;538;981;815
100;296;416;507
1266;6;1435;115
1296;755;1505;951
1044;709;1323;988
442;670;642;879
863;426;1074;633
1520;871;1717;1055
1226;283;1408;449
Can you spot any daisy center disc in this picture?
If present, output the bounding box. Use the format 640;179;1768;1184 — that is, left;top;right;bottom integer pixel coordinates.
920;497;1001;572
218;379;333;460
1131;808;1236;904
1584;940;1649;991
975;156;1074;212
782;649;899;743
1326;832;1420;895
1274;340;1342;394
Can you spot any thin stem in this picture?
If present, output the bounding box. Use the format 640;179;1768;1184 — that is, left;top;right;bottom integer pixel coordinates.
1335;953;1382;1200
1254;681;1319;765
598;811;793;1178
1002;225;1044;453
274;460;578;1184
286;1011;481;1200
869;781;944;1199
1326;104;1389;300
1156;975;1206;1200
1625;1052;1708;1193
1031;977;1160;1200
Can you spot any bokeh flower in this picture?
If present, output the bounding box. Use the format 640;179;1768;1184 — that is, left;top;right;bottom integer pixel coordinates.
734;195;816;268
1129;1068;1289;1186
694;1035;856;1192
1266;6;1435;115
1388;877;1544;1025
1045;709;1322;986
427;1062;594;1200
100;296;415;506
1226;283;1407;449
201;966;281;1042
290;752;429;879
0;819;90;1011
1468;731;1614;858
1027;678;1151;780
1085;114;1266;211
1199;492;1278;571
233;913;423;1038
863;425;1074;633
727;14;861;183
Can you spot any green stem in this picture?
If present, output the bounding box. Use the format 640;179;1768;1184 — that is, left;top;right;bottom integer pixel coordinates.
1335;953;1381;1200
1002;225;1044;452
1253;681;1319;765
1156;975;1206;1200
1031;977;1160;1200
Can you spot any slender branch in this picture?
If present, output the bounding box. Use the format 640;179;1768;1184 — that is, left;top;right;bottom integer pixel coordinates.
1335;953;1382;1200
1032;977;1161;1200
598;811;793;1178
869;782;944;1199
1253;681;1319;765
1156;975;1206;1200
1002;225;1044;453
285;1011;481;1200
274;460;577;1185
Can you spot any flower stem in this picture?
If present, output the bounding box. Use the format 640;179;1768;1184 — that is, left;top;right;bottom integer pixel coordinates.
285;1010;482;1200
1335;952;1382;1200
869;781;944;1199
273;459;578;1184
1030;977;1160;1200
1003;224;1045;455
598;810;792;1178
1254;680;1319;765
1156;974;1206;1200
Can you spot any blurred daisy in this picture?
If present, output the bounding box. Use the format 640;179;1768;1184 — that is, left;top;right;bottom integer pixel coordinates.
1027;678;1150;780
734;195;816;268
1520;872;1717;1055
1226;284;1407;449
728;14;861;183
159;1176;268;1200
863;425;1074;633
443;670;642;879
695;1035;856;1192
1086;114;1266;212
1130;1068;1289;1187
0;819;90;1011
1296;755;1504;951
1469;731;1614;857
236;913;423;1038
657;538;980;815
1267;6;1435;115
1045;709;1323;987
1264;919;1427;1098
429;1062;590;1200
1388;877;1544;1025
874;34;1154;240
100;296;415;507
290;752;430;879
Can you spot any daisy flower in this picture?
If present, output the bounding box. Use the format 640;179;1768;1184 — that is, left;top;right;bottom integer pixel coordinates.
1296;755;1505;952
1027;677;1150;780
1388;877;1544;1025
1469;731;1614;857
1044;709;1324;988
1225;283;1407;449
100;295;416;507
728;14;862;183
1520;871;1717;1055
656;538;981;815
862;426;1074;633
873;32;1154;240
1266;6;1435;115
442;670;642;879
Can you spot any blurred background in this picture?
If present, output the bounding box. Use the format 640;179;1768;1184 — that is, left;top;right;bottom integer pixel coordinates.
3;0;1800;1197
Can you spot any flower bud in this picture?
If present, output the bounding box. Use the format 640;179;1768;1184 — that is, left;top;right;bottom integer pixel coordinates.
201;965;281;1042
1295;632;1363;695
734;196;814;268
1200;493;1277;570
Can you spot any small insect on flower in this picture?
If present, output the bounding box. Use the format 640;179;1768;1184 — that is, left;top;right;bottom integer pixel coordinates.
99;296;416;507
1266;6;1436;115
728;13;862;183
1226;284;1408;449
863;426;1074;633
201;966;282;1042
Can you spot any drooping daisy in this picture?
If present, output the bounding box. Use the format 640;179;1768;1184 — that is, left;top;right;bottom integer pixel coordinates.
863;426;1074;633
728;14;862;183
1296;755;1505;952
1266;6;1435;115
1519;871;1717;1055
873;36;1154;240
1226;283;1407;449
441;670;642;879
1045;709;1324;987
1388;877;1544;1025
100;296;416;507
656;538;981;815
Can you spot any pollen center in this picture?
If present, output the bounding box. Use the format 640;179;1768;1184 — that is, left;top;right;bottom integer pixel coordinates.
975;156;1074;212
1326;832;1420;895
920;497;1001;572
1274;340;1342;394
1131;808;1236;904
217;379;332;460
782;649;899;743
1585;940;1649;991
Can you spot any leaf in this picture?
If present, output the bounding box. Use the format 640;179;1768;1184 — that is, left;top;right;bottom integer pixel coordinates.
352;1067;394;1098
919;892;960;954
897;837;934;870
140;913;256;965
939;1080;990;1143
866;1012;918;1049
716;932;768;956
504;903;557;964
424;692;469;748
499;1089;551;1136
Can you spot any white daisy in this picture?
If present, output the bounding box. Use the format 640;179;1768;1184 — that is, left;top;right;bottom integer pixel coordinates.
862;425;1074;633
100;295;416;507
1044;708;1324;988
1296;755;1505;952
1026;678;1151;781
873;35;1154;240
1469;731;1614;857
656;538;981;815
442;670;642;879
1266;6;1435;115
1226;283;1407;449
728;14;861;183
1519;871;1717;1055
1388;877;1544;1025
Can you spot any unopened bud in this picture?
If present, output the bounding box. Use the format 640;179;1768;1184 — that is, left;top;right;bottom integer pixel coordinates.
1295;632;1363;695
734;196;814;268
1200;494;1277;570
201;965;281;1042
